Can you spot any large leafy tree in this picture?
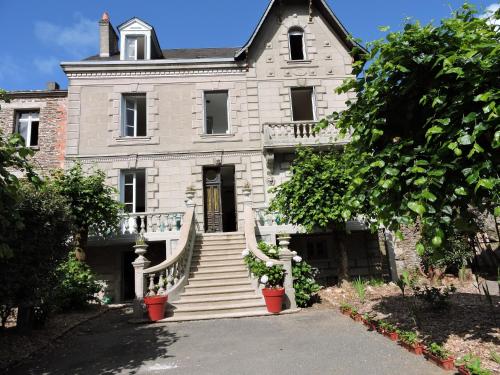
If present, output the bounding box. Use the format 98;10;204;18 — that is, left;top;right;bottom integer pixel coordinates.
328;5;499;256
269;147;360;283
51;163;123;260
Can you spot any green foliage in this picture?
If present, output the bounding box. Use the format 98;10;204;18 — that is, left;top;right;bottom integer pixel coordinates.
0;182;73;324
398;330;420;346
490;351;500;364
367;278;385;287
427;342;452;360
52;252;102;311
326;5;500;263
352;277;367;303
244;242;320;306
51;163;123;254
378;320;398;333
456;354;492;375
339;302;353;312
413;285;456;309
396;269;418;297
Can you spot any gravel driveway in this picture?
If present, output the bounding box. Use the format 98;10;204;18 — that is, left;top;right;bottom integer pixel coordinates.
7;306;445;375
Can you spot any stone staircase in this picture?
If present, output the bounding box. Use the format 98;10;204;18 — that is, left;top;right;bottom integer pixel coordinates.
161;232;269;322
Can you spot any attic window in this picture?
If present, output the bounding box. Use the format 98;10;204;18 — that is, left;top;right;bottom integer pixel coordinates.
289;28;306;60
125;35;145;60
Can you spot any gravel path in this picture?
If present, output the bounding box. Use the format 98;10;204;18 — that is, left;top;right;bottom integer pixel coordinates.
7;306;445;375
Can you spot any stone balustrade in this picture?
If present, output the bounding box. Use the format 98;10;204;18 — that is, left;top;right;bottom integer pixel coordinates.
263;121;342;149
120;211;184;235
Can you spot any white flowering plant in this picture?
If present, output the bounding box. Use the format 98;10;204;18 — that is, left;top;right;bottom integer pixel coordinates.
244;241;320;307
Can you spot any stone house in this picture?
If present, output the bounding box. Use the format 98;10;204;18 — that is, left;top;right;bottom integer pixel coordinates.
0;82;67;172
59;0;399;318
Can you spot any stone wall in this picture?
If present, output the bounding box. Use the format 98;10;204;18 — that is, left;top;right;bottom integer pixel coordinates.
0;93;67;172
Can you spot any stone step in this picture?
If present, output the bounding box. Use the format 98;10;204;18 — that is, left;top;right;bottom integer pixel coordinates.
191;254;242;262
170;301;267;318
191;259;244;268
159;309;273;322
178;291;259;302
188;275;249;286
189;272;249;281
197;232;244;239
174;294;262;307
192;249;243;257
182;284;255;296
190;266;248;276
184;280;250;291
193;241;245;248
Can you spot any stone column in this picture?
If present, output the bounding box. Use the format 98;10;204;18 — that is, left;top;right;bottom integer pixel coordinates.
278;233;297;310
132;243;151;319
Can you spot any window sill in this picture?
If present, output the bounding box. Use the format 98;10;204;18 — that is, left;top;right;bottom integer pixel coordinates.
200;133;235;138
110;136;159;146
194;133;242;143
286;60;313;65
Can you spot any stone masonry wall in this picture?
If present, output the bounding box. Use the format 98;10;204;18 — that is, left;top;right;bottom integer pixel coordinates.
0;94;67;172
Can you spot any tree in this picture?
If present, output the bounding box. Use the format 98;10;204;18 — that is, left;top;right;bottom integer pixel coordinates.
269;147;359;283
327;5;499;258
0;89;40;258
51;163;123;260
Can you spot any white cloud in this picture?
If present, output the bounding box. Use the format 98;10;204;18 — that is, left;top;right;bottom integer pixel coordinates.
34;14;98;57
33;56;59;74
480;3;499;18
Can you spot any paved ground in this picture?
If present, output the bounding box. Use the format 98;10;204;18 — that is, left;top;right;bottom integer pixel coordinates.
8;306;445;375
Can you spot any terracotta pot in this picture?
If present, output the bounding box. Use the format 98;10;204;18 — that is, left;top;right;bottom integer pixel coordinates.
340;308;351;316
143;295;168;322
383;331;399;341
400;341;424;355
350;313;362;322
262;287;285;313
423;350;455;371
456;365;470;375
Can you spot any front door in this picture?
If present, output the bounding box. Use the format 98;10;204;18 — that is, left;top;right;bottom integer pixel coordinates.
204;168;223;232
203;166;237;233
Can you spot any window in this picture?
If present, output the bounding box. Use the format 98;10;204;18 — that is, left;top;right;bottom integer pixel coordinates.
124;35;145;60
289;28;306;61
122;94;146;137
291;88;315;121
16;111;39;147
204;91;229;134
121;170;146;213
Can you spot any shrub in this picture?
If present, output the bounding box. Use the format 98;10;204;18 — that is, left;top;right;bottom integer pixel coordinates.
398;330;421;346
367;278;385;287
352;277;366;303
52;252;102;311
412;285;456;309
427;342;451;360
378;320;398;333
339;302;353;313
456;354;492;375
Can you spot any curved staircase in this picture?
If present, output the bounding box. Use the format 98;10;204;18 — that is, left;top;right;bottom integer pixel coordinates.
160;232;269;322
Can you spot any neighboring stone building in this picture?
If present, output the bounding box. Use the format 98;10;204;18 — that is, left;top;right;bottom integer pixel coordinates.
0;82;67;172
60;0;393;310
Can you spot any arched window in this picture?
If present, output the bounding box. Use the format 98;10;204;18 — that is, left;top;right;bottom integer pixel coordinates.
288;27;306;60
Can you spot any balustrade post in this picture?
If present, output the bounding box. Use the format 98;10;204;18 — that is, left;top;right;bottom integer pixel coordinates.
132;241;151;319
278;233;297;310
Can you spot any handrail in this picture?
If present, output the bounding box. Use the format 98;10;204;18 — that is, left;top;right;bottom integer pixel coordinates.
244;205;284;266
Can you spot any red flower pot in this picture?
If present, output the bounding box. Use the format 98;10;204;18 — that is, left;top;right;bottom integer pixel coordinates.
262;288;285;313
143;295;168;322
340;308;351;316
350;313;362;322
456;365;470;375
423;350;455;371
400;341;424;355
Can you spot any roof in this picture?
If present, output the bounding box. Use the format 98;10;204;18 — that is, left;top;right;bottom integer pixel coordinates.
84;47;240;61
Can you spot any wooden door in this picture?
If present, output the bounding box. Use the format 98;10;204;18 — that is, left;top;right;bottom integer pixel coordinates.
204;168;223;232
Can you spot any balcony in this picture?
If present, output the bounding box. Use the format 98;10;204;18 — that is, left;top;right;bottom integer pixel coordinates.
263;121;344;151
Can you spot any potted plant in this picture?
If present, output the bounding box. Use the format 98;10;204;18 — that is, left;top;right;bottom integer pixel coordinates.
424;342;455;370
259;261;286;313
398;330;424;355
455;354;492;375
339;302;353;316
378;321;399;341
143;275;168;322
361;313;377;330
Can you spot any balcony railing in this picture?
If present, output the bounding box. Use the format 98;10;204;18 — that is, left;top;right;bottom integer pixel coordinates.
263;121;342;149
120;212;184;235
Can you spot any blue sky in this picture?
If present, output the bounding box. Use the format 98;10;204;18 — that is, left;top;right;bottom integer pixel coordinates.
0;0;498;90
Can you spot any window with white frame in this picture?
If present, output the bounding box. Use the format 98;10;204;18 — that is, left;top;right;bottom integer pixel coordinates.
16;111;39;147
124;35;146;60
291;87;315;121
122;94;147;137
288;28;306;61
121;170;146;213
204;91;229;134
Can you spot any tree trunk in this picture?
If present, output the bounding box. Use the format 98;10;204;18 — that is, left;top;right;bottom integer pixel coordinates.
75;227;88;262
338;231;349;286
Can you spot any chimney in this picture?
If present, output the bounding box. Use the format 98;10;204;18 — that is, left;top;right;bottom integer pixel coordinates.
99;11;118;57
47;82;60;91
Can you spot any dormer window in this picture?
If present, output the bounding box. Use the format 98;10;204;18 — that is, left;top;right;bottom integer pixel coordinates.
289;28;306;61
125;35;145;60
